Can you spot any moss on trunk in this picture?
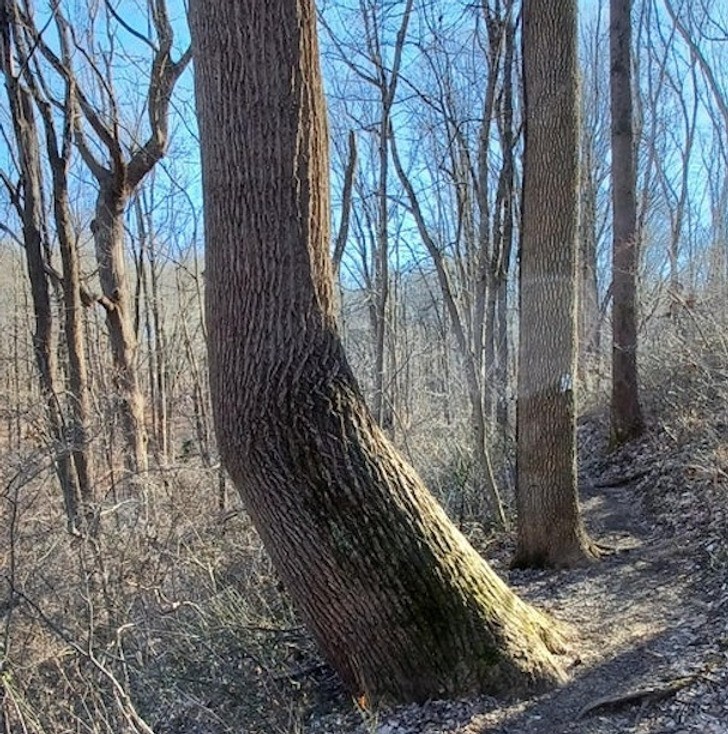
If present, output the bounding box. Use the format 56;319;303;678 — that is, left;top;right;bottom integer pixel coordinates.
190;0;569;703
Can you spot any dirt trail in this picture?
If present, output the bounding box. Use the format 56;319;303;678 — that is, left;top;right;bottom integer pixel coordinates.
470;482;725;734
310;419;728;734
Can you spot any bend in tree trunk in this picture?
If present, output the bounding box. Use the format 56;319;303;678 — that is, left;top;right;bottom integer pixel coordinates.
191;0;565;702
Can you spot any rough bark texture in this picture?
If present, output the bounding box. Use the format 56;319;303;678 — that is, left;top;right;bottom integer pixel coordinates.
190;0;566;703
28;59;97;511
516;0;598;569
92;183;148;475
610;0;645;446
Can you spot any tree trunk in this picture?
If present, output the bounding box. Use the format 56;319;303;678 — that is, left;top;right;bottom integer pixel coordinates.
190;0;566;703
492;4;516;439
92;183;148;474
27;57;97;513
516;0;598;569
484;270;498;423
495;276;510;434
579;146;601;367
0;12;80;528
51;143;95;512
494;9;516;438
136;194;170;465
372;112;389;430
609;0;645;445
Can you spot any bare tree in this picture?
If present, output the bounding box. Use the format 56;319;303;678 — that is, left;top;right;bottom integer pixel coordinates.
389;1;519;526
321;0;414;430
515;0;598;568
0;0;81;528
610;0;645;445
21;0;191;474
578;6;612;377
190;0;567;702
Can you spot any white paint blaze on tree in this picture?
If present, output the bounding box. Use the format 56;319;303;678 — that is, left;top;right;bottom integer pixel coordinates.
190;0;568;704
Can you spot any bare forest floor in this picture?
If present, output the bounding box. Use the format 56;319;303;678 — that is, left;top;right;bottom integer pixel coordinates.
3;339;727;734
306;397;728;733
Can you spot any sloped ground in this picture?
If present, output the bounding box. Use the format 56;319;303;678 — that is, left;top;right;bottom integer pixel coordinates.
308;403;728;734
5;327;726;734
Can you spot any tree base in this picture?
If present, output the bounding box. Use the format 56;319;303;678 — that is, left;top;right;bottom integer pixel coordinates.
512;535;601;570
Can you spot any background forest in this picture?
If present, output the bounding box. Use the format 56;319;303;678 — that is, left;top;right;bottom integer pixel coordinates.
1;0;727;732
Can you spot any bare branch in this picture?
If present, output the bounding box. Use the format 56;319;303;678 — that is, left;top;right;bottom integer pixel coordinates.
333;130;357;274
103;0;156;51
127;0;191;190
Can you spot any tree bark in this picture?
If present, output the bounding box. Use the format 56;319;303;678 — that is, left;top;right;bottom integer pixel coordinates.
579;144;601;366
23;1;192;476
0;4;80;528
91;183;148;474
190;0;566;703
492;7;516;437
48;120;95;512
516;0;598;569
609;0;645;445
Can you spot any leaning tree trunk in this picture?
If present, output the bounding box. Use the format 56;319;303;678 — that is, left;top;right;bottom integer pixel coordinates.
515;0;598;569
190;0;566;704
610;0;644;445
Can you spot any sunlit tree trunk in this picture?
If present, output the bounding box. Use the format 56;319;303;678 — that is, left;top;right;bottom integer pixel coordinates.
0;6;79;528
516;0;598;568
191;0;566;702
493;6;516;436
44;102;95;512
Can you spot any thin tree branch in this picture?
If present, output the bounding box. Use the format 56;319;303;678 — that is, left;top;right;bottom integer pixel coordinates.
333;130;357;274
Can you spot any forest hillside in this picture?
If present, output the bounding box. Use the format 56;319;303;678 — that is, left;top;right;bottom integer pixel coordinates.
1;0;727;732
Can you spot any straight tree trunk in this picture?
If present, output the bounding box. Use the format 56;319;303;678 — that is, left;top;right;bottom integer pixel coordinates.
439;302;452;425
49;129;95;512
516;0;598;568
484;270;498;423
92;185;148;474
579;147;601;366
26;52;97;513
190;0;566;703
610;0;645;445
149;243;169;464
495;277;510;433
495;9;516;437
0;9;80;528
491;4;516;438
372;112;389;429
135;194;169;465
